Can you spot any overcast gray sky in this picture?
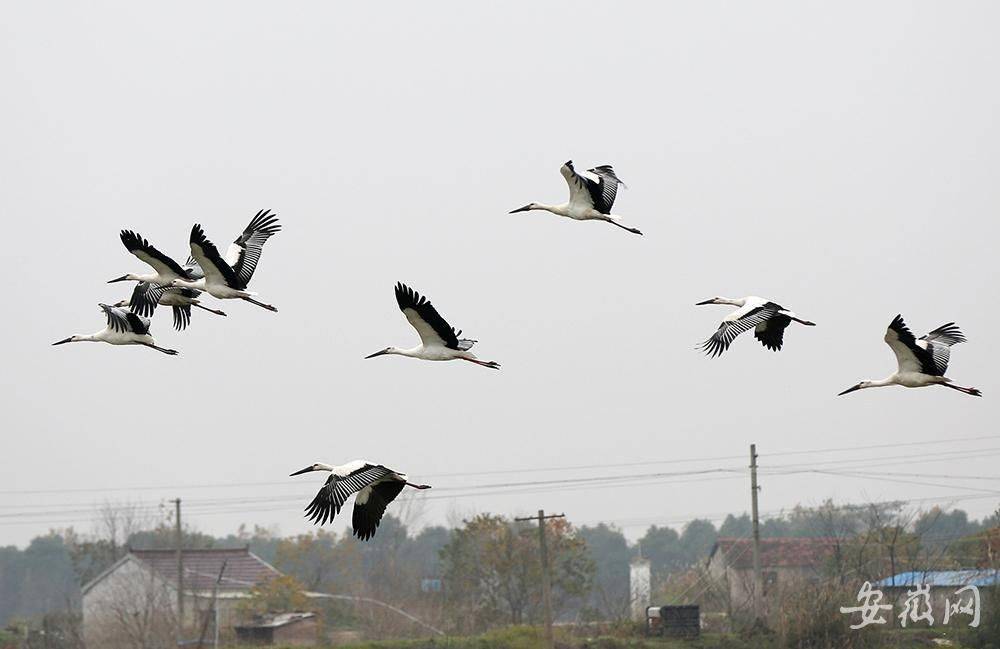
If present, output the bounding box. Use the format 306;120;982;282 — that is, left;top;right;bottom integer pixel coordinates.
3;2;999;547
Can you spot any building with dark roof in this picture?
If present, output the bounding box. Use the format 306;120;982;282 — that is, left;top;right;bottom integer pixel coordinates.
706;537;838;617
81;547;282;649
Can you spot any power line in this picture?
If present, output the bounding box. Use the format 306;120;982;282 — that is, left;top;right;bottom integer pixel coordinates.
3;433;997;497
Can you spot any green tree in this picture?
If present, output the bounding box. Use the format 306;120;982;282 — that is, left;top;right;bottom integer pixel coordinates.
577;524;630;619
239;575;310;616
718;513;752;537
638;525;684;582
441;514;594;633
678;519;717;565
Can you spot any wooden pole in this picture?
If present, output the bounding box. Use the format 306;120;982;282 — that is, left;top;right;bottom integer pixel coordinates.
750;444;763;622
515;510;565;649
174;498;184;643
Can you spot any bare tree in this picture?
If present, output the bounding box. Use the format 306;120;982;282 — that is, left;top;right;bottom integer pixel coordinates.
84;560;176;649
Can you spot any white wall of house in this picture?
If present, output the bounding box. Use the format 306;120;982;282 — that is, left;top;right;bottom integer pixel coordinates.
83;558;178;649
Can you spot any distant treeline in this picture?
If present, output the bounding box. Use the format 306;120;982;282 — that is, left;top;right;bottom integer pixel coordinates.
0;501;996;628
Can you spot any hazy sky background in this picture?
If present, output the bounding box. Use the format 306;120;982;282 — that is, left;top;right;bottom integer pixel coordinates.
3;2;999;547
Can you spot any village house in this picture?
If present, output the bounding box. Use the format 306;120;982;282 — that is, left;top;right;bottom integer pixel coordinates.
706;536;838;616
81;547;282;648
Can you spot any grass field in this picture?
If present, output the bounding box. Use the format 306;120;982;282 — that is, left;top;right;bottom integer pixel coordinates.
229;624;989;649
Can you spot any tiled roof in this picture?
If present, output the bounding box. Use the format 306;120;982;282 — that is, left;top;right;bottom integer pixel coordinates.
131;548;280;592
876;570;1000;588
711;537;838;569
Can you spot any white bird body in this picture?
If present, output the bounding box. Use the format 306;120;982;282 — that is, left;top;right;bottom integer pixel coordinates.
109;230;197;287
839;315;981;397
290;459;431;541
366;283;500;369
697;295;815;356
509;161;642;235
170;211;281;312
114;282;227;331
53;304;178;355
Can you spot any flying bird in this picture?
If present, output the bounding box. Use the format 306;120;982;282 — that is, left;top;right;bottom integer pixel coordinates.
509;160;641;235
290;461;431;541
109;230;196;286
696;296;816;357
838;315;981;397
365;283;500;369
170;210;281;312
115;282;226;331
53;303;178;355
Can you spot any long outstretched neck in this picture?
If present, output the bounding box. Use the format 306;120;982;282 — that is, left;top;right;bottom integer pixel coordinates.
717;297;746;307
174;278;204;290
535;203;569;216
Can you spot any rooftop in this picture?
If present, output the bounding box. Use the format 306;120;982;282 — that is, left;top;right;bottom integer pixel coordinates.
876;570;1000;588
710;537;839;569
131;548;280;592
83;547;281;595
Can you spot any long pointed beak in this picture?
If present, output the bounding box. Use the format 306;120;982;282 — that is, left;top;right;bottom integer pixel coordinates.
289;466;315;476
508;204;532;214
695;299;715;306
838;384;862;396
52;337;73;346
364;350;388;359
107;275;130;284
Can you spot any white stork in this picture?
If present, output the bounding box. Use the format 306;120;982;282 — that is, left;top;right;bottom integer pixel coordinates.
170;210;281;312
696;296;816;357
108;230;197;286
290;461;431;541
365;283;500;369
114;282;227;331
838;315;981;397
52;304;178;355
509;160;641;235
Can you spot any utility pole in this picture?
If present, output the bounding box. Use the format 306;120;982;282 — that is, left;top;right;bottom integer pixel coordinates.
515;510;564;649
749;444;763;622
174;498;184;643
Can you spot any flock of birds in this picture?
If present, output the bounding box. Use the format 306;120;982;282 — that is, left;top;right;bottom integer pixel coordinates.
53;161;982;540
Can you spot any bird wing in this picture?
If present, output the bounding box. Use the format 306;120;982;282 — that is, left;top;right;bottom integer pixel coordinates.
700;303;781;358
127;282;168;318
172;305;192;331
917;323;966;375
753;314;791;352
100;304;132;333
119;230;190;280
884;314;939;375
586;165;625;213
225;210;281;287
189;224;244;289
303;464;395;526
559;160;598;211
352;480;406;541
394;282;462;350
100;304;149;335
